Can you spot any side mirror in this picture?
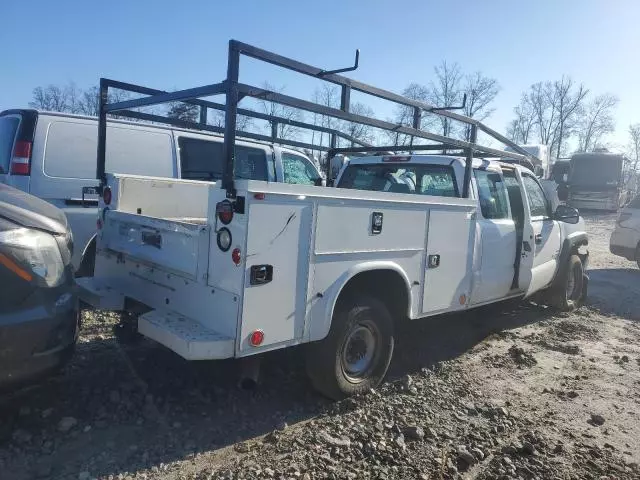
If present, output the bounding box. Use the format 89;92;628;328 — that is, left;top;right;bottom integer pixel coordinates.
554;204;579;224
314;177;324;187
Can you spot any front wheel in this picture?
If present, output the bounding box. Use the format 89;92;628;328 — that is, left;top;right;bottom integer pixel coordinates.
306;295;394;400
548;254;585;311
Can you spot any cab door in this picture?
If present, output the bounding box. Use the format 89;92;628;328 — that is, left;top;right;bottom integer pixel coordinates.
519;172;561;295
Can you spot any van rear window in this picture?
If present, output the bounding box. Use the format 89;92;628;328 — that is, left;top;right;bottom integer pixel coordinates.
0;116;19;174
178;137;268;181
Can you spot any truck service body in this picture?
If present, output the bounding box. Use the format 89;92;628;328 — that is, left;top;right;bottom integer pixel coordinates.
77;40;589;398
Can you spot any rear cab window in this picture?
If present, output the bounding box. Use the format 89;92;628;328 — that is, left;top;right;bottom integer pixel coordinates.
338;162;459;198
179;137;269;181
0;115;20;174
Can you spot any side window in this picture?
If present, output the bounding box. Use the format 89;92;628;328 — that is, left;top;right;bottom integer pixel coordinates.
179;137;223;181
235;146;268;181
179;138;268;181
474;170;510;219
281;152;319;185
522;175;550;218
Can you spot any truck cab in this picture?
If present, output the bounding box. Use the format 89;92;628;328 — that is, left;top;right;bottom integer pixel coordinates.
335;154;588;306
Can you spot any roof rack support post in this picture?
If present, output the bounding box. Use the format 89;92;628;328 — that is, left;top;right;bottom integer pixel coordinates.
463;124;477;198
271;121;278;141
222;41;240;198
410;107;421;152
199;106;207;126
96;78;108;189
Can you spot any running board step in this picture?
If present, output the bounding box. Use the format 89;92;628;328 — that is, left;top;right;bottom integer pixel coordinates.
138;310;234;360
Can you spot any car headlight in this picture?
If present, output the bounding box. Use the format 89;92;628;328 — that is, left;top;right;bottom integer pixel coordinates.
0;228;65;287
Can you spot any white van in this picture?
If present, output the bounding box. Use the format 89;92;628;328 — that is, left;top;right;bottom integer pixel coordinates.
0;109;323;275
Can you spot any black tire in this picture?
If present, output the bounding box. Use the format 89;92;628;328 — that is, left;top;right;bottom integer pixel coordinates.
549;254;585;311
306;295;394;400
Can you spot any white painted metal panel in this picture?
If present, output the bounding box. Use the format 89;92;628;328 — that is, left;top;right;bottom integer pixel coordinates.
421;209;475;314
238;196;313;354
116;175;211;218
205;185;247;294
315;204;426;254
101;211;209;281
471;218;517;304
92;250;239;339
307;252;423;342
138;310;234;360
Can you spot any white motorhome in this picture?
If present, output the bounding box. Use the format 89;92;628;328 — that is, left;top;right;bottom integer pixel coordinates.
505;144;550;179
0;110;323;275
77;40;589;399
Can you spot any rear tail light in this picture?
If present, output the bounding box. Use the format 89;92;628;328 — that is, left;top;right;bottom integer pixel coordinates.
10;141;32;176
216;200;234;225
231;248;241;265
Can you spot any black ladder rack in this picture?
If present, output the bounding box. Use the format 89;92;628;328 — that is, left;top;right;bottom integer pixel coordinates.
96;39;538;199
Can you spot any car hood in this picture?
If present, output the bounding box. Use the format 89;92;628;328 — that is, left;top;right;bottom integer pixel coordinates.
0;184;68;235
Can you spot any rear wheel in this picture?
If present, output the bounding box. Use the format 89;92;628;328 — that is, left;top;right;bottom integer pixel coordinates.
548;254;585;311
306;295;394;400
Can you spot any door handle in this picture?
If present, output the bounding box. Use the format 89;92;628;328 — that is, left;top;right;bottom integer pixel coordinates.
534;234;542;245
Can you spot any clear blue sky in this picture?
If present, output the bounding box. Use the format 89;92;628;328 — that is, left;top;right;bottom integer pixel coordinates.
2;0;638;150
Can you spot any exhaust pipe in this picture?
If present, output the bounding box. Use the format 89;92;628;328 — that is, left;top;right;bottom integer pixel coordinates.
238;356;261;390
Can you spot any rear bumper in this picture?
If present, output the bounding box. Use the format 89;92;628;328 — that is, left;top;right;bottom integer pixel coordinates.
0;292;79;389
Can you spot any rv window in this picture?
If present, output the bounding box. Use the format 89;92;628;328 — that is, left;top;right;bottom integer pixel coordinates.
0;116;19;174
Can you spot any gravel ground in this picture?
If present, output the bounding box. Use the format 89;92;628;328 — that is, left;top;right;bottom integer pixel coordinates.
1;213;639;480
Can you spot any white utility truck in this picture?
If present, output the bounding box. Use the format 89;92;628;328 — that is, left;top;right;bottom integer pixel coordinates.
77;41;589;399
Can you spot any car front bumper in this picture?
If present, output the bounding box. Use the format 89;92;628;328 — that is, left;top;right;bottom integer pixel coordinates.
0;291;79;389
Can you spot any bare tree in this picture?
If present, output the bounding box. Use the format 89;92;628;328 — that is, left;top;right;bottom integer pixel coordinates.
576;93;618;152
258;82;304;141
427;61;463;137
383;83;432;147
626;124;640;192
511;78;588;156
506;99;536;144
29;84;71;112
461;72;500;140
343;102;375;145
311;84;340;150
548;77;588;157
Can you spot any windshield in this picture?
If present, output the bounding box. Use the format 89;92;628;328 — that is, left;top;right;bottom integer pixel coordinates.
0;115;19;174
337;163;459;197
569;155;622;187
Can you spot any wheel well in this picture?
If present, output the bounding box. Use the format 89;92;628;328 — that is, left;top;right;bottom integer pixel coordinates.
336;269;410;321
